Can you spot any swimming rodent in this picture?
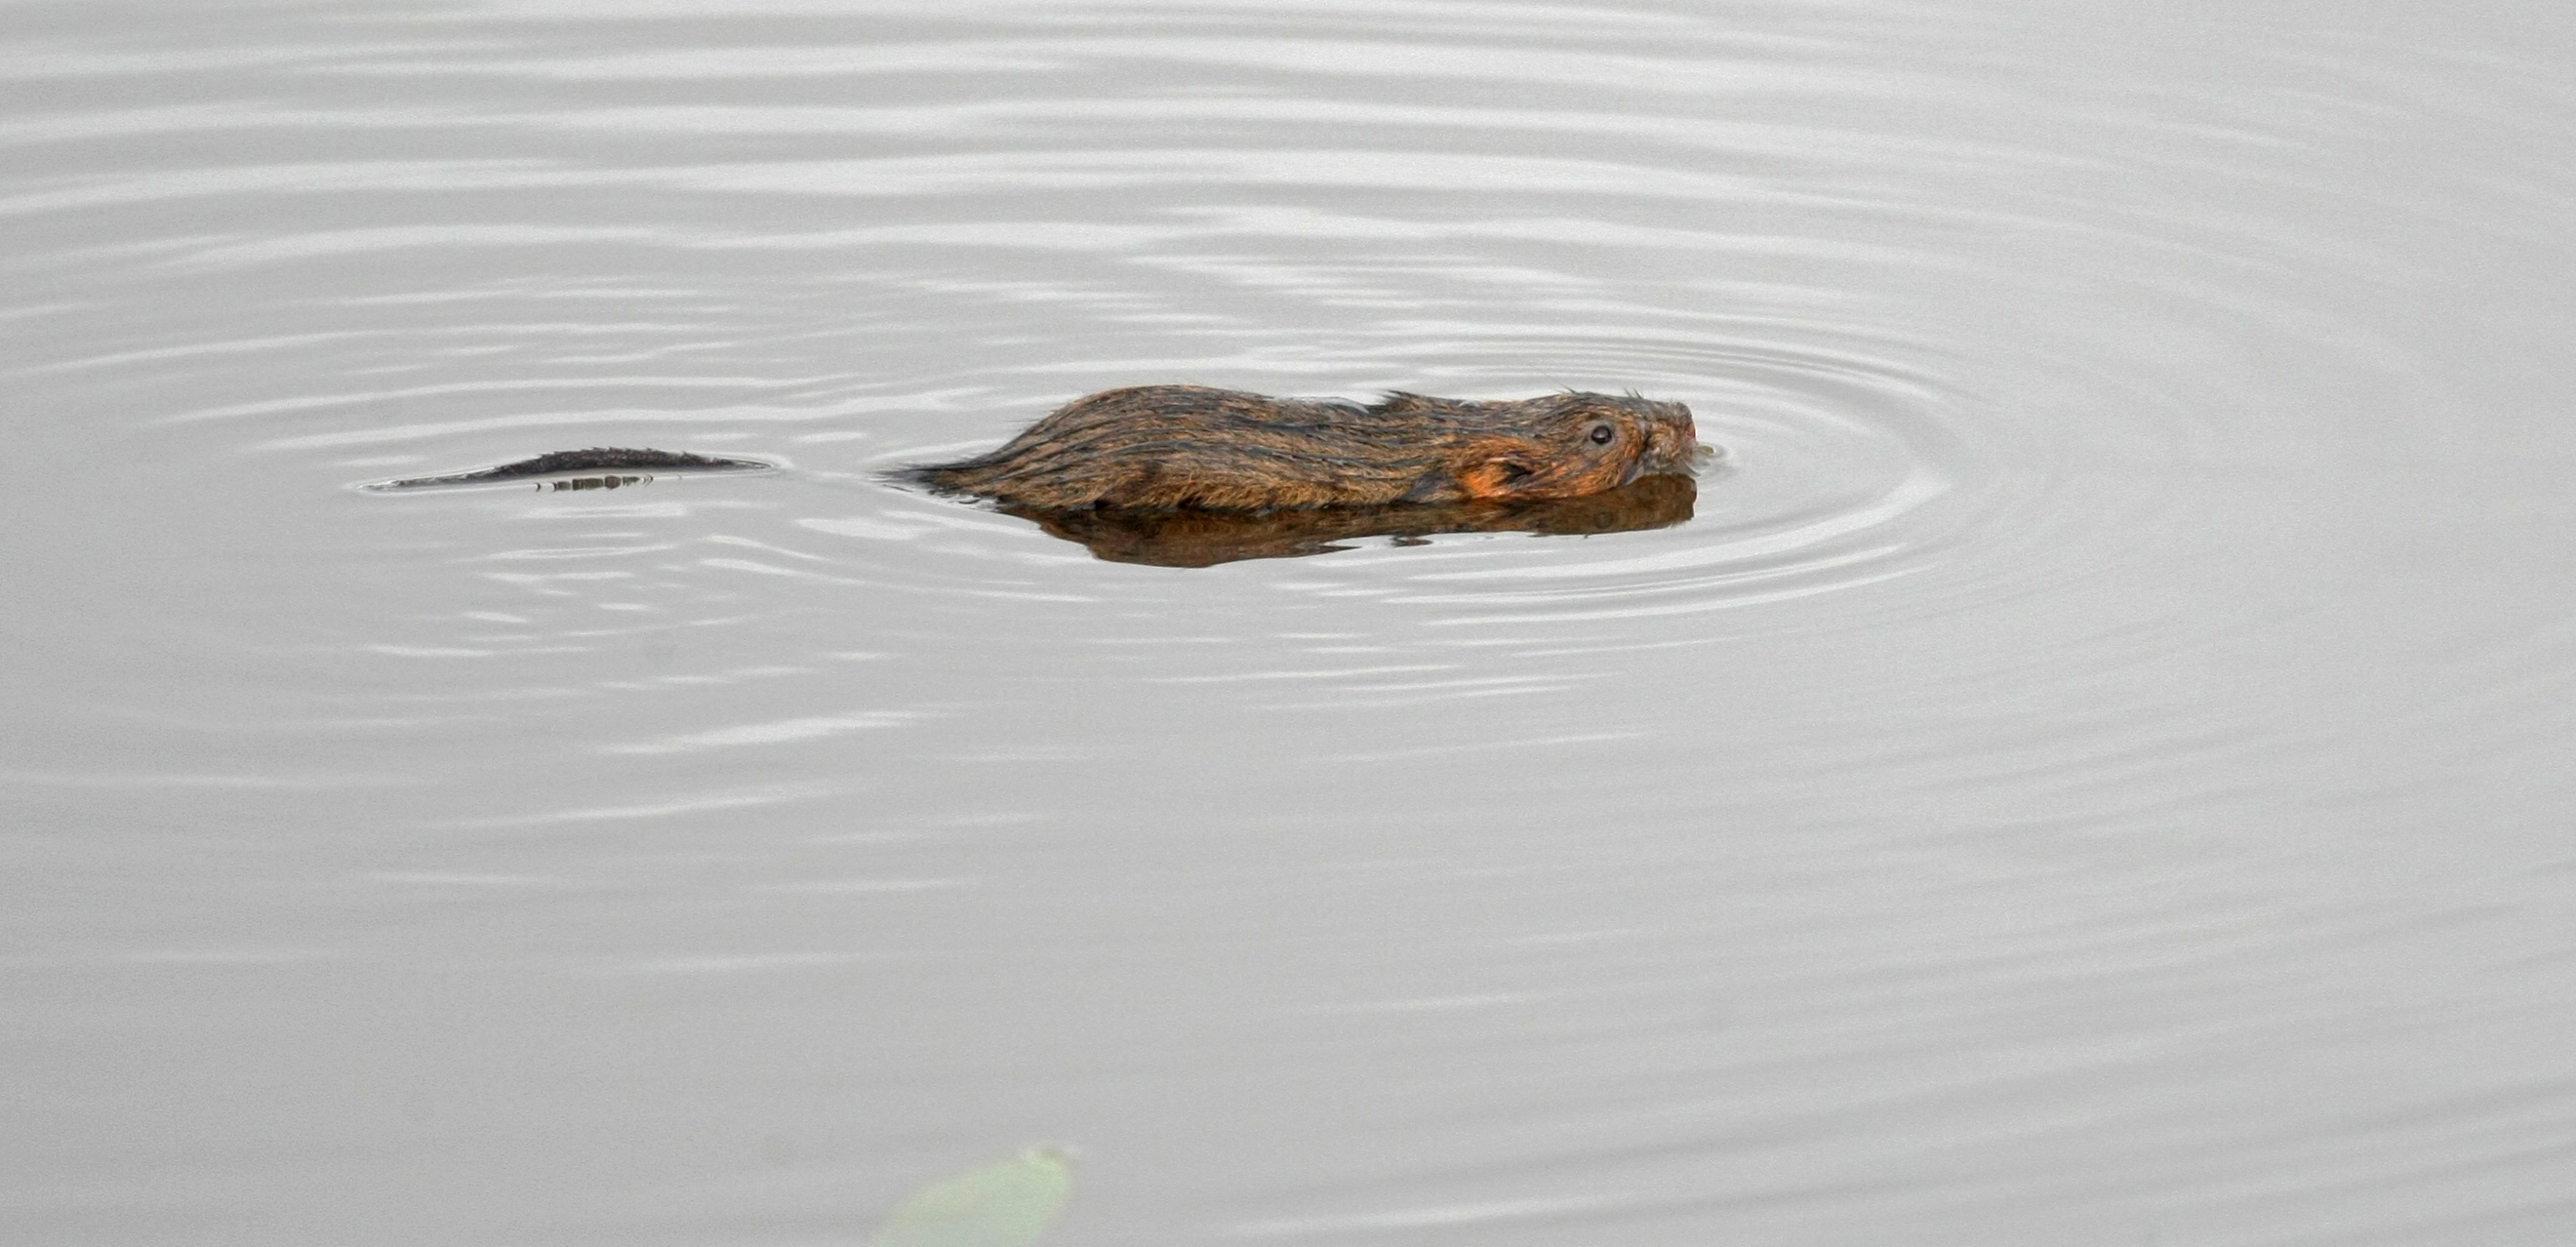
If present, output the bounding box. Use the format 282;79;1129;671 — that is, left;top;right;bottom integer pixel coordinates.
898;384;1711;510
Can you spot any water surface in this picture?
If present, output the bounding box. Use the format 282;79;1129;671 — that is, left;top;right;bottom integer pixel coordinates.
8;2;2576;1243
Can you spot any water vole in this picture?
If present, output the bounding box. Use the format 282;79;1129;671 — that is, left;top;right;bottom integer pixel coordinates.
900;384;1710;510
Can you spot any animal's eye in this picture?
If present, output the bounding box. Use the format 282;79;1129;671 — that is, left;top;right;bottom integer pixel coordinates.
1588;423;1615;446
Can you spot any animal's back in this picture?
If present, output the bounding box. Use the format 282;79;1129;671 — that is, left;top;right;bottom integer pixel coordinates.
905;384;1490;510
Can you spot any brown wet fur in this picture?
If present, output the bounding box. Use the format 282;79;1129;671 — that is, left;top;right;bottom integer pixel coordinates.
1018;471;1698;568
899;385;1705;511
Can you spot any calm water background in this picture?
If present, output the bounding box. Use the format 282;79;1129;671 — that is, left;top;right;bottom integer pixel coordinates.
7;1;2576;1242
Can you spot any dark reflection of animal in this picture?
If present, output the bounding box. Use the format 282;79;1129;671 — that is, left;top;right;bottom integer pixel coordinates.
898;384;1710;510
1015;472;1698;567
373;448;768;491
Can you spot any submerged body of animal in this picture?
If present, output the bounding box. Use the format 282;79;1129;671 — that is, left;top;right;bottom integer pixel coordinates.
1020;471;1701;568
897;384;1712;511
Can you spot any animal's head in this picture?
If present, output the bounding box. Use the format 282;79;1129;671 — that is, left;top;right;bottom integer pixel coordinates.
1455;392;1708;502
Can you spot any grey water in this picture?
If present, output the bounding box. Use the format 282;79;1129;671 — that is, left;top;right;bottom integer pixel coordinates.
6;1;2576;1242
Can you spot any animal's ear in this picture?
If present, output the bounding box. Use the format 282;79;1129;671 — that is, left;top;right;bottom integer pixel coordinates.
1459;459;1535;499
1375;391;1437;414
1399;469;1463;503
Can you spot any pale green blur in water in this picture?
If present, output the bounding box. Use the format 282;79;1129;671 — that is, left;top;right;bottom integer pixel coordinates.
872;1148;1072;1247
